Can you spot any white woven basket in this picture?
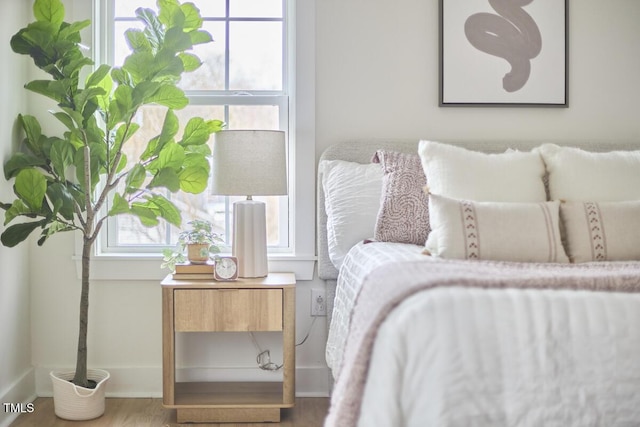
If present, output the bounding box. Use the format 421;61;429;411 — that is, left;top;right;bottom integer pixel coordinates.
50;369;110;420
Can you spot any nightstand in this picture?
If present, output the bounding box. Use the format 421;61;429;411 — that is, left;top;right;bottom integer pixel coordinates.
161;273;296;423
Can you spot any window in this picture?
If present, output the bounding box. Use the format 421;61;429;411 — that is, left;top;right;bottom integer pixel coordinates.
98;0;291;254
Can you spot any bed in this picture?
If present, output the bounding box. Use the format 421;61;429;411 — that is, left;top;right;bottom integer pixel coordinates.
317;139;640;427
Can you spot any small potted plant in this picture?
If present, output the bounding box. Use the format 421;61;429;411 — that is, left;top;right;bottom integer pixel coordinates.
162;220;223;270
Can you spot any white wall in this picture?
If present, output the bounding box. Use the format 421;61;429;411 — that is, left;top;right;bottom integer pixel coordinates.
315;0;640;155
0;1;36;426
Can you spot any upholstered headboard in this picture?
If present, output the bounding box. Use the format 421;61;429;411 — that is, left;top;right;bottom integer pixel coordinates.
317;139;640;281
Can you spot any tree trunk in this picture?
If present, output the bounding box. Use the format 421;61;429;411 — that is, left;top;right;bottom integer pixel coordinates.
72;236;91;388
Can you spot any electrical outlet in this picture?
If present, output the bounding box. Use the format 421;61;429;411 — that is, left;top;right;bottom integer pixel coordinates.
311;288;327;316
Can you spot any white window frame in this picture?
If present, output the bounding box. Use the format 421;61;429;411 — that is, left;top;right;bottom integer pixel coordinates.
70;0;316;280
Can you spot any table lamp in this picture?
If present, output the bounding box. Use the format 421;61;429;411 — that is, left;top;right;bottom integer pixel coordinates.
211;130;287;278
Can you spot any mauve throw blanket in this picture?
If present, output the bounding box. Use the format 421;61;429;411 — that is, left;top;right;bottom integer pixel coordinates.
324;258;640;427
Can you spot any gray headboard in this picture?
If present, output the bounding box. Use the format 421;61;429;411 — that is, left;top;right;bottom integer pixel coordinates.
317;139;640;281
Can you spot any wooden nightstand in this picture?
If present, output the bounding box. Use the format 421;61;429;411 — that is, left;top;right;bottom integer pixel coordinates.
161;273;296;423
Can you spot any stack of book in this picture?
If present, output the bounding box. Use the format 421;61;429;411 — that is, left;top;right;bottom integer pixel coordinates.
172;261;215;280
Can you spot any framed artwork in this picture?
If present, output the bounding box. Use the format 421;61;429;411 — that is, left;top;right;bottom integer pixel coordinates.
440;0;567;107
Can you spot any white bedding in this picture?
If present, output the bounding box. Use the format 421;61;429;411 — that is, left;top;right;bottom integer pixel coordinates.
326;241;426;375
327;242;640;427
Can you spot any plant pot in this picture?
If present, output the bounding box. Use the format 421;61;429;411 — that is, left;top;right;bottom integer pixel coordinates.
187;243;210;264
50;369;110;420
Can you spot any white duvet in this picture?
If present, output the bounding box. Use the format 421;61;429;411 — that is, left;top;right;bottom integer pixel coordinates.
327;242;640;427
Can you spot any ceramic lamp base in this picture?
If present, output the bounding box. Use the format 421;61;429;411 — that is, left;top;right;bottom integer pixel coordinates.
233;199;268;278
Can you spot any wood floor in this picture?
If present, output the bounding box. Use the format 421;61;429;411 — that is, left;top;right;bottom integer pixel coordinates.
10;397;330;427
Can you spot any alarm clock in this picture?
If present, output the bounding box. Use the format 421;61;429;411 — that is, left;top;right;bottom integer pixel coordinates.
214;256;239;281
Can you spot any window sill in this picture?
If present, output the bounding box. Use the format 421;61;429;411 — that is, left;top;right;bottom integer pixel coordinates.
72;253;317;281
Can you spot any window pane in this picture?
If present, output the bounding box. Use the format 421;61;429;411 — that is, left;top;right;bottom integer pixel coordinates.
179;22;226;91
230;0;283;18
193;0;226;17
228;105;279;130
229;22;283;90
114;0;157;17
116;0;226;18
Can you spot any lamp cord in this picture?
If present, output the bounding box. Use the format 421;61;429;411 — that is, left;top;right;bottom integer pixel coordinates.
249;316;319;371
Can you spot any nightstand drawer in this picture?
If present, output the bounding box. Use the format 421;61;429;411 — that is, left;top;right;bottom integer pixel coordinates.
174;289;283;332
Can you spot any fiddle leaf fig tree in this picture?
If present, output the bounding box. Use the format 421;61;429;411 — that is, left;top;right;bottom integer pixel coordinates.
0;0;223;388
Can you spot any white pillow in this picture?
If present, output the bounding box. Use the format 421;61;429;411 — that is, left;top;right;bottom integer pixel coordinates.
418;140;547;202
425;194;569;263
536;144;640;201
320;160;383;269
560;200;640;262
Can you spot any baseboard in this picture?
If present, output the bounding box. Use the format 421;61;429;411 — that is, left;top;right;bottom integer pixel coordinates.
0;368;37;427
35;366;330;398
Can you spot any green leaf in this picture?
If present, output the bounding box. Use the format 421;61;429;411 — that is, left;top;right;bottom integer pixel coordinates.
150;49;184;82
178;166;209;194
15;169;47;211
136;8;164;52
113;84;134;118
46;182;75;220
147;85;188;109
95;72;113;112
125;163;147;193
125;28;152;53
181;2;204;32
58;19;91;40
19;114;43;156
158;0;185;29
148;168;180;192
130;204;159;226
25;80;66;103
163;27;193;52
122;51;154;83
49;140;75;178
189;30;213;46
60;107;85;129
4;153;47;180
1;220;46;248
52;112;76;131
110;67;132;87
183;151;211;172
158;109;179;146
10;29;34;55
178;52;202;72
132;81;161;106
156;142;185;171
144;194;181;226
74;86;106;116
4;200;35;225
208;119;225;133
108;193;130;216
33;0;64;28
179;117;213;146
85;64;112;88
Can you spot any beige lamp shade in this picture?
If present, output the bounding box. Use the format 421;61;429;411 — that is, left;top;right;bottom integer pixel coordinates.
211;130;288;197
211;130;287;278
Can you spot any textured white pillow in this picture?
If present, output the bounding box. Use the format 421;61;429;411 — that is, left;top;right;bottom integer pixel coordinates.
418;140;547;202
426;194;569;263
560;200;640;262
536;144;640;201
320;160;383;269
